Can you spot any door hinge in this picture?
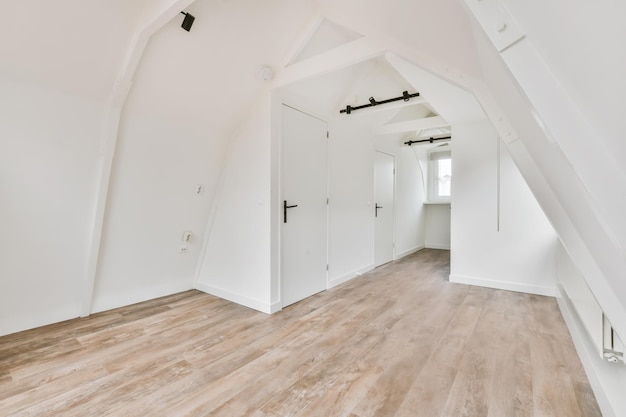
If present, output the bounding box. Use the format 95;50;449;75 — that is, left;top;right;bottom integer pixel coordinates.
326;197;329;205
326;131;329;139
326;264;329;271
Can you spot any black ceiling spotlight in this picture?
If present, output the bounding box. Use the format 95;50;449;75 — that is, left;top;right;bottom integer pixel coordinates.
180;11;195;32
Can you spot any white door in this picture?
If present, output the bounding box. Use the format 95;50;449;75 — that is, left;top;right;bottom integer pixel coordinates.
281;105;328;307
374;151;395;267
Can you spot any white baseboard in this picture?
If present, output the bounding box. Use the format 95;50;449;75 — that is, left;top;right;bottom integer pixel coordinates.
557;285;625;417
0;303;81;337
195;281;272;314
268;301;282;314
91;281;193;314
425;243;451;250
329;264;375;289
449;273;556;297
395;244;425;260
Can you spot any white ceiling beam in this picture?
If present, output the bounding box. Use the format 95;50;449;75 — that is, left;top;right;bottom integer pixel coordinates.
272;36;386;89
279;14;325;68
317;4;519;143
376;115;449;135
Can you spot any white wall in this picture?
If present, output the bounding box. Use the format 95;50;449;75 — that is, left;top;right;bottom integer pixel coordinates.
91;17;232;311
0;77;103;336
195;95;273;313
0;0;147;102
325;115;427;288
394;146;427;257
327;116;376;287
466;0;626;343
398;143;450;252
500;0;626;165
374;133;428;262
92;108;221;312
425;205;450;250
450;119;558;296
194;85;425;312
464;11;626;413
91;0;318;313
195;92;426;309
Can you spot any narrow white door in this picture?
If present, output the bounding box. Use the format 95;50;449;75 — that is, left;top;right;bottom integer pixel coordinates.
281;105;328;307
374;151;395;267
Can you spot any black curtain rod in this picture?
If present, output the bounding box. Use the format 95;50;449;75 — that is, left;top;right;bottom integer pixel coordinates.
404;136;451;146
340;90;420;114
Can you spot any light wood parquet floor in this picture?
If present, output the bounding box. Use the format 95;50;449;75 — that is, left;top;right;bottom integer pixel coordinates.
0;249;601;416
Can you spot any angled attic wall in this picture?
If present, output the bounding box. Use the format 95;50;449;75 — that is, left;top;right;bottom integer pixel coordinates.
0;0;148;101
463;0;626;343
500;0;626;164
90;0;319;313
91;10;227;312
384;55;557;295
0;0;197;335
463;4;626;414
91;107;221;312
0;77;104;336
450;120;557;295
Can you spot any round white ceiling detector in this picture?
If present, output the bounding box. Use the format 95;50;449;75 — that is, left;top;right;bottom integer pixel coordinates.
257;65;274;82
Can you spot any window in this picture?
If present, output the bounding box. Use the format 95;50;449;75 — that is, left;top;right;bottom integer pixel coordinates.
428;145;451;202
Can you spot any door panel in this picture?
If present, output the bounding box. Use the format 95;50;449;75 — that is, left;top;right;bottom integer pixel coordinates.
374;151;395;267
281;105;328;307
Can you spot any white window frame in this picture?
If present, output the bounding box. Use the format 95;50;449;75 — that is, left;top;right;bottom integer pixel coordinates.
427;144;451;203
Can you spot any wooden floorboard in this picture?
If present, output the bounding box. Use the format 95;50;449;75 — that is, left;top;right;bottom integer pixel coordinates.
0;249;601;416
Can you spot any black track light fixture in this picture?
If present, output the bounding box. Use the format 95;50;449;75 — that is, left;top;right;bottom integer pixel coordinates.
180;11;195;32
